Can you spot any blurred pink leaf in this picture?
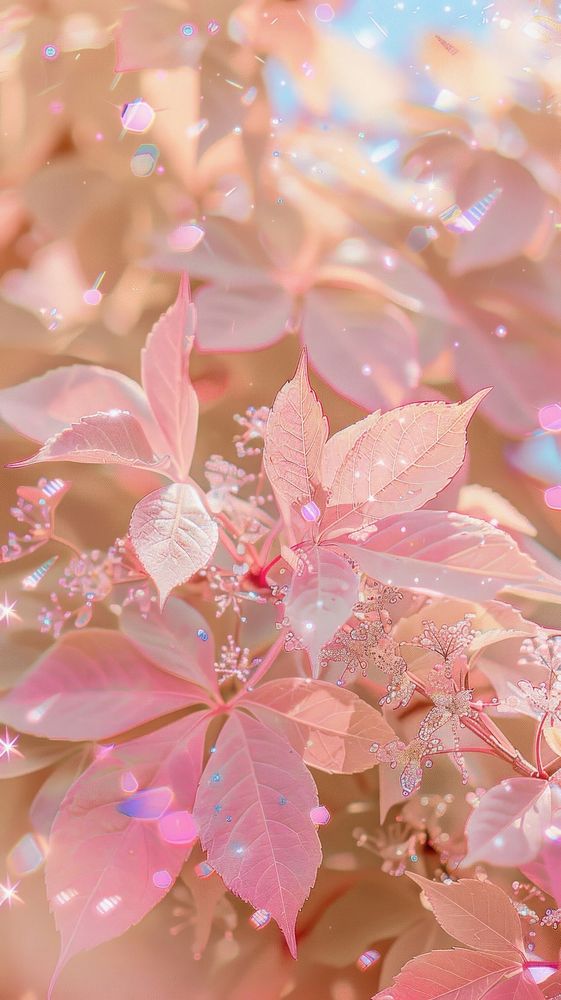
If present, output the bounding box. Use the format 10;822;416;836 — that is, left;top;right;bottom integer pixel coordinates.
302;287;419;411
523;836;561;910
115;3;204;71
284;547;359;676
339;510;559;602
119;596;219;696
46;711;208;994
323;391;487;539
462;778;559;867
179;855;227;957
264;350;328;509
30;750;88;838
542;971;561;999
193;711;321;958
244;676;396;773
407;874;524;957
0;629;207;740
129;483;219;606
0;365;160;445
195;282;291;352
141;274;199;479
373;949;520;1000
10;412;165;470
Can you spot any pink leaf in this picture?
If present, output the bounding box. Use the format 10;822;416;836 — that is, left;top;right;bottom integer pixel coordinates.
542;971;561;998
462;778;560;868
46;711;208;992
10;412;165;470
338;511;558;602
119;596;219;696
193;711;321;957
407;874;524;957
195;282;291;352
0;365;160;446
324;392;487;539
129;483;218;607
484;972;547;999
373;948;519;1000
523;836;561;910
30;750;88;838
321;411;381;490
284;547;359;676
263;351;328;509
141;275;199;479
115;4;204;71
0;629;207;740
244;677;396;773
302;287;419;411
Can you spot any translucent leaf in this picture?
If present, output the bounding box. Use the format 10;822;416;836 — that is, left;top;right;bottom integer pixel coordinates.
10;412;164;471
462;778;557;867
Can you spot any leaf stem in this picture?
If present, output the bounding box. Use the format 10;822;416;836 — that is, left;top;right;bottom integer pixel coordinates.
228;631;287;707
535;713;548;778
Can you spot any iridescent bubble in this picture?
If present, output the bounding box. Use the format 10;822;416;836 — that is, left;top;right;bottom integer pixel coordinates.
310;805;331;826
197;628;209;641
8;833;45;876
43;44;58;60
130;143;159;177
315;3;335;22
158;810;199;844
167;223;205;252
121;99;155;134
116;786;173;819
300;500;321;522
120;771;138;794
152;869;172;889
181;23;197;36
545;485;561;510
539;403;561;432
357;949;381;971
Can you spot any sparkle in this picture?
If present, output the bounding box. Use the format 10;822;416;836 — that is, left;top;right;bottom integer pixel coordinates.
0;728;23;762
0;593;20;627
0;875;22;908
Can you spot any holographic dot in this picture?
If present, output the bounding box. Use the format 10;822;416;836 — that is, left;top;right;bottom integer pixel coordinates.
121;99;155;134
539;403;561;432
167;223;205;252
250;908;271;929
181;23;197;36
406;225;438;252
214;804;223;813
8;833;45;876
211;772;221;783
207;19;220;34
83;288;103;306
49;101;64;115
545;485;561;510
315;3;335;22
194;861;214;878
158;810;199;844
494;324;508;338
120;771;138;794
278;795;287;806
116;786;173;819
197;628;209;641
43;44;58;60
152;869;172;889
310;805;331;826
130;143;159;177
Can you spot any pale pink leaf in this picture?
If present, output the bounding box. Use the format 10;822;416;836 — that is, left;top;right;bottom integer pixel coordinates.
115;4;204;71
193;711;321;957
10;412;165;470
542;971;561;998
195;282;291;352
458;485;537;538
462;778;559;867
284;547;359;676
263;351;328;509
321;411;381;490
243;677;396;773
129;483;218;607
0;732;71;777
119;596;219;696
46;711;208;993
338;511;559;602
407;874;524;957
484;973;545;999
179;852;227;957
30;750;88;838
324;392;487;539
141;274;199;479
0;364;160;445
523;836;561;909
302;286;419;411
0;629;207;740
373;948;519;1000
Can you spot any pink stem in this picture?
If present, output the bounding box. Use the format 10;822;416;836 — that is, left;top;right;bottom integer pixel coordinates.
228;632;287;707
